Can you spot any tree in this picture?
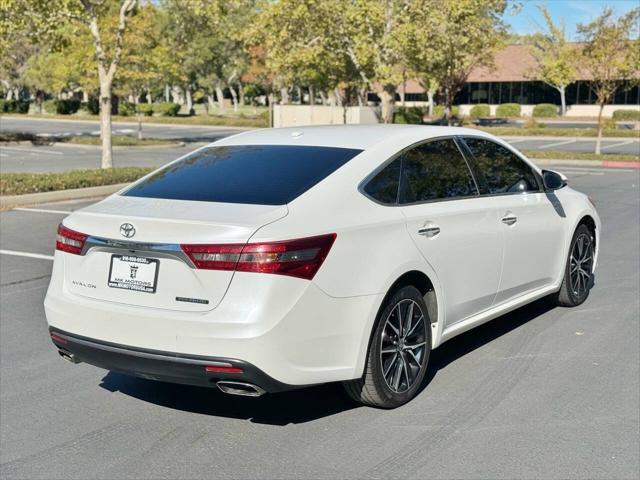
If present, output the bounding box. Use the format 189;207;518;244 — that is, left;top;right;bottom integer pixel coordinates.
528;5;577;116
578;7;640;154
401;0;507;124
2;0;138;168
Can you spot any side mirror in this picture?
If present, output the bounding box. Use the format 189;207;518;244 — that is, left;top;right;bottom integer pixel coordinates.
542;169;567;190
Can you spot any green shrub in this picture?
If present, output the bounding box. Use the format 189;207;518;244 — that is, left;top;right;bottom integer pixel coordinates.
154;102;181;116
394;106;425;124
42;99;80;115
138;103;154;116
118;101;135;116
612;109;640;121
0;99;30;113
433;105;460;118
496;103;521;117
532;103;557;117
523;117;546;129
469;104;490;117
81;97;100;115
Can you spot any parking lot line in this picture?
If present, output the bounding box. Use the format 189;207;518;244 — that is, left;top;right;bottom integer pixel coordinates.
537;139;576;149
600;139;635;151
13;207;71;215
0;146;63;155
0;249;54;261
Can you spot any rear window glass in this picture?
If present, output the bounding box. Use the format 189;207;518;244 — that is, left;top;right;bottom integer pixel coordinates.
123;145;362;205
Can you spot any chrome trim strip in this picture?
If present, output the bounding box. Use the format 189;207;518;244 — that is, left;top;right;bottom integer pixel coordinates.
81;236;195;268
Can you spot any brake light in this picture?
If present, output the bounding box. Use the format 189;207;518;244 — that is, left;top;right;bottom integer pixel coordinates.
56;224;87;255
181;233;336;280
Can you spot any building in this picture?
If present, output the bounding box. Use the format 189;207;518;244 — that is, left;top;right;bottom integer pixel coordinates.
395;44;640;117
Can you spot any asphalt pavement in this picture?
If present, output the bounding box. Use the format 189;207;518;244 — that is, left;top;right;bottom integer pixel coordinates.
0;165;638;479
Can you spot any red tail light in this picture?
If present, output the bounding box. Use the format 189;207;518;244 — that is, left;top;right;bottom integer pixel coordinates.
56;224;87;255
181;233;336;280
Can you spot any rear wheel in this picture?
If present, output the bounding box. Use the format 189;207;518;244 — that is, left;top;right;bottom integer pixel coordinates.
552;224;595;307
343;285;431;408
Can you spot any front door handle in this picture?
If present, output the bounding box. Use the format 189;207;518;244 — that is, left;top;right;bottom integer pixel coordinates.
501;214;518;226
417;224;441;237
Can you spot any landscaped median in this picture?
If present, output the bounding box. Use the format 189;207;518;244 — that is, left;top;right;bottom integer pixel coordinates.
0;132;179;147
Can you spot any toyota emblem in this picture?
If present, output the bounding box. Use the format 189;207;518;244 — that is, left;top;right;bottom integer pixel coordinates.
120;223;136;238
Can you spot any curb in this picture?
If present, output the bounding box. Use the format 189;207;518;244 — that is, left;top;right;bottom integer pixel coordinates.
1;140;185;149
1;183;128;208
531;159;640;168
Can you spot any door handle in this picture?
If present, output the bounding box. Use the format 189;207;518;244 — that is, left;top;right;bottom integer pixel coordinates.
501;215;518;226
417;225;441;237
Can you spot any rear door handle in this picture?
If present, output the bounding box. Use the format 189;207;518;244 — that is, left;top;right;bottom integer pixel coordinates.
417;225;441;237
501;215;518;226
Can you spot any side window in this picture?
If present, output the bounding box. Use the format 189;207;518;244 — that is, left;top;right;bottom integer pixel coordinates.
363;157;401;204
463;138;540;194
400;138;478;203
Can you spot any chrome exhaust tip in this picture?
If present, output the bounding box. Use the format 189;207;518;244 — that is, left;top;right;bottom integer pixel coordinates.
58;350;81;364
216;381;266;397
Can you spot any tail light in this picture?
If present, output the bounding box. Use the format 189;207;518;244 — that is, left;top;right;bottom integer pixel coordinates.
181;233;336;280
56;224;87;255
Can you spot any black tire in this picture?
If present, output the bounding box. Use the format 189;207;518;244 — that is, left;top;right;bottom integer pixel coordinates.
343;285;431;408
551;224;595;307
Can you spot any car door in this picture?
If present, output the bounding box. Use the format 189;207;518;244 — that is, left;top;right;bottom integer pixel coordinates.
398;138;503;327
460;136;567;305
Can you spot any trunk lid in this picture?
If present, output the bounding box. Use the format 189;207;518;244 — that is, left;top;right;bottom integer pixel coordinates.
62;195;287;312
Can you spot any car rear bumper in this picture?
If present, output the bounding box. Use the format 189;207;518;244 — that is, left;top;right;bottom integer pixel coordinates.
49;328;297;393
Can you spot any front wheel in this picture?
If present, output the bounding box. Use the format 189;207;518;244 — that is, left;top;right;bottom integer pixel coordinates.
343;285;431;408
551;224;595;307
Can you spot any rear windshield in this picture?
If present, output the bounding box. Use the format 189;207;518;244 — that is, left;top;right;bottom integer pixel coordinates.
123;145;362;205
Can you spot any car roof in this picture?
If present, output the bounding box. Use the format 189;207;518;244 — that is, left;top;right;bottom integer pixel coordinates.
213;124;493;151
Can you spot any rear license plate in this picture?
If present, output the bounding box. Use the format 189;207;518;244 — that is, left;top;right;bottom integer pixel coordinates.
108;255;159;293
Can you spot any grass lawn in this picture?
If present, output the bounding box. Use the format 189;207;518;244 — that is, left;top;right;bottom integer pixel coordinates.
0;167;153;196
473;126;639;138
523;150;639;162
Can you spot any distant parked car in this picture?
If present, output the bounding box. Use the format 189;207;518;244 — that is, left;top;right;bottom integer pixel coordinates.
45;125;600;408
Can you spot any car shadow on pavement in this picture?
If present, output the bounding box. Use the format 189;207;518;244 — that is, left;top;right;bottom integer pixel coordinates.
99;297;556;425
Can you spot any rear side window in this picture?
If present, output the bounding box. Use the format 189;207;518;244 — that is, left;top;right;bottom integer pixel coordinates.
400;139;478;203
463;138;539;194
363;158;401;204
124;145;362;205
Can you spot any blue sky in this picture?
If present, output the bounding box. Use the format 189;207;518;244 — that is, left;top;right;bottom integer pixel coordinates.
505;0;639;40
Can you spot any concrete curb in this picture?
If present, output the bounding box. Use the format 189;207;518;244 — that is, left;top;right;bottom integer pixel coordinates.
1;183;128;208
1;140;185;150
531;158;640;168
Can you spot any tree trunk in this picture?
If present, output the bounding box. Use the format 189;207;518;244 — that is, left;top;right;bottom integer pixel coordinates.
444;87;454;126
229;84;239;112
237;81;244;106
378;85;396;124
165;85;170;102
334;88;343;107
268;92;274;127
135;97;143;140
215;83;225;112
207;93;216;114
309;85;315;105
147;88;152;104
427;90;435;117
559;86;566;117
185;86;194;115
280;87;290;105
99;83;113;169
595;102;605;155
82;90;89;102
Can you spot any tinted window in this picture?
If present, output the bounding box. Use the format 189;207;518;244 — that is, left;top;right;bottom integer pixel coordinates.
124;145;361;205
400;139;477;203
463;138;539;194
364;158;401;204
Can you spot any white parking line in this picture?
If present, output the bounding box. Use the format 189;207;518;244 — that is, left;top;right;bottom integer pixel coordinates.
13;207;71;215
537;139;576;149
0;249;54;261
0;146;63;155
600;139;636;151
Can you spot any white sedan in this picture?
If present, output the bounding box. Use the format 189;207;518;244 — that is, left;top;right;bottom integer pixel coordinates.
45;125;600;408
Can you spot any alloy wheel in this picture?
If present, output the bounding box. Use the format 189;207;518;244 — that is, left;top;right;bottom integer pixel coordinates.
570;233;593;297
380;299;428;393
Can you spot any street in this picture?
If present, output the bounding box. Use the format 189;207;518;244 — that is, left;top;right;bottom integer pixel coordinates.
0;165;638;479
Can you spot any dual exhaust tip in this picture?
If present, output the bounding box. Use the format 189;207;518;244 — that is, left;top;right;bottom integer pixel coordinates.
216;381;266;397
